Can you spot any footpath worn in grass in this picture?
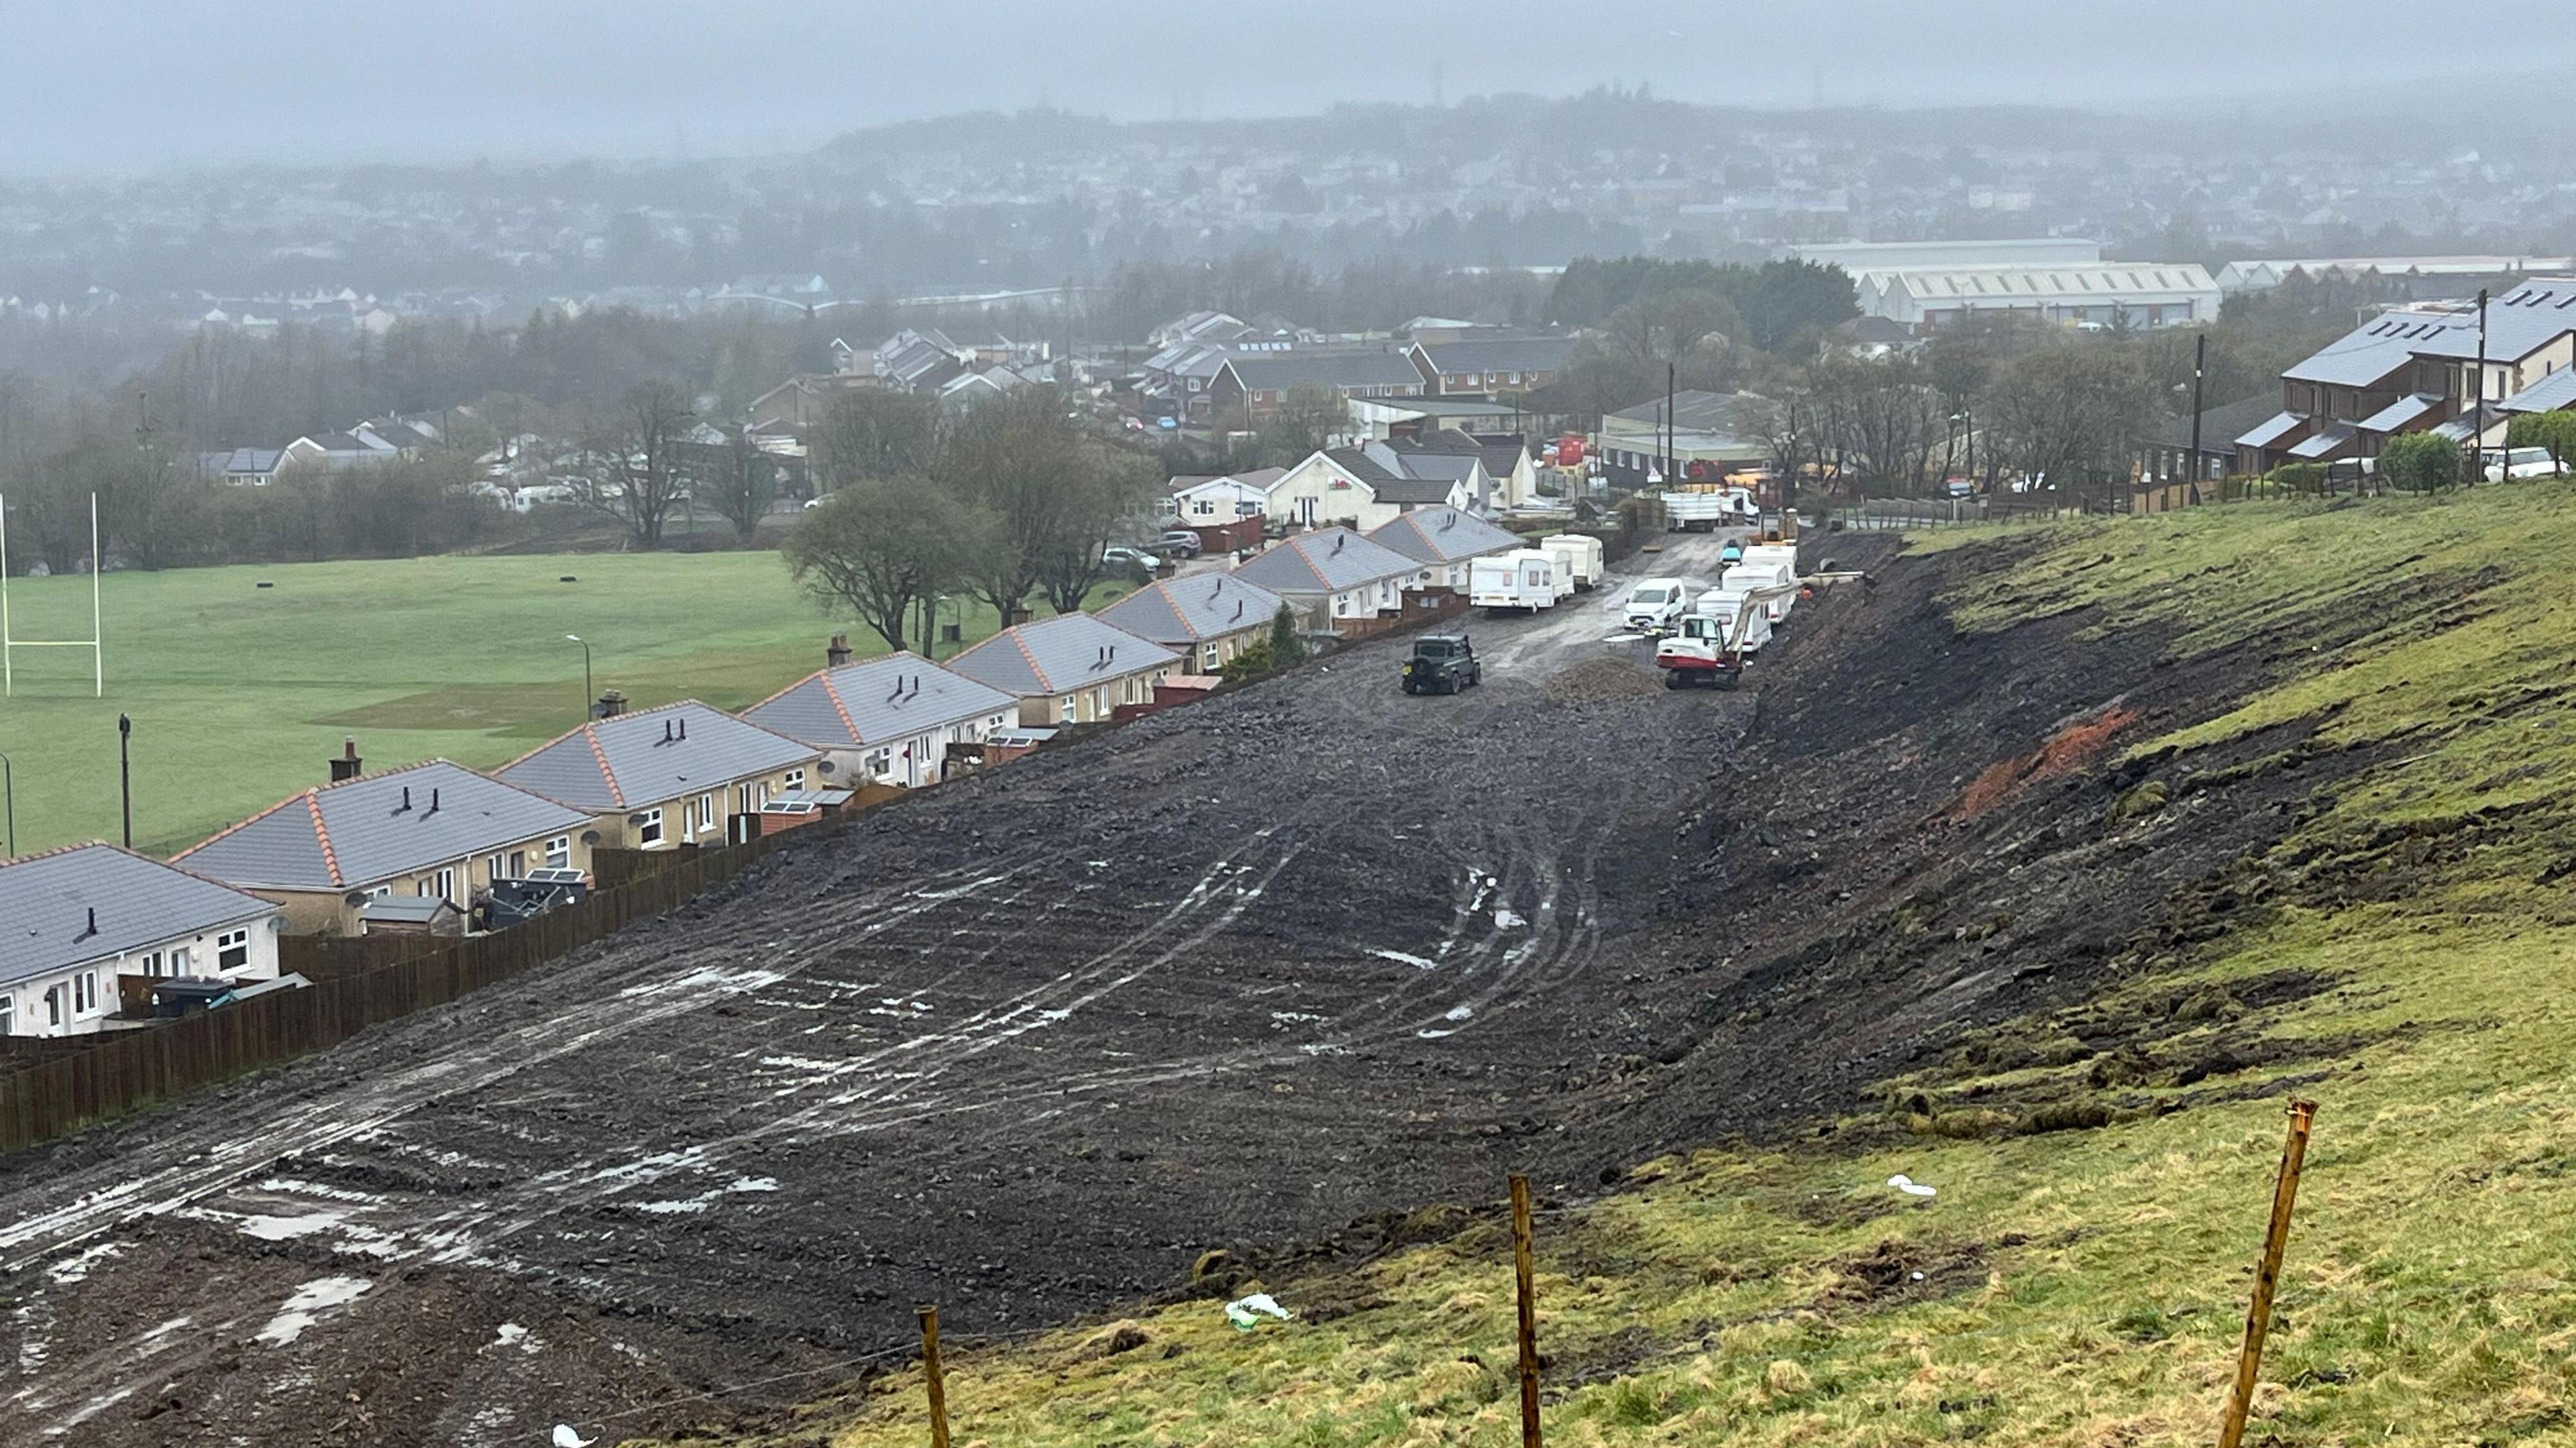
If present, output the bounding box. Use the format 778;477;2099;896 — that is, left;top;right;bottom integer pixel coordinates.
0;552;1046;856
672;486;2576;1448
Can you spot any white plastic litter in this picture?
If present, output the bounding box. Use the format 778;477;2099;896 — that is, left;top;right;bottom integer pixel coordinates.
1887;1174;1938;1198
553;1427;597;1448
1224;1293;1294;1332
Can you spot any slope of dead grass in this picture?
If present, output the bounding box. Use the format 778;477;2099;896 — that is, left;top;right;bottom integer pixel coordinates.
656;486;2576;1448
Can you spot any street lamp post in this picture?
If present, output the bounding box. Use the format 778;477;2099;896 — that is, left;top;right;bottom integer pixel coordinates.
566;634;592;718
117;713;131;849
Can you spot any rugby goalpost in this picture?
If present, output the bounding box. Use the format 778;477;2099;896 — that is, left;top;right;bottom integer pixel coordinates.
0;492;104;698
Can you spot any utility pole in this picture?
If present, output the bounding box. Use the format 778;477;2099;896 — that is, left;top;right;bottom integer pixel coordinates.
1665;360;1677;485
2187;332;2208;504
2471;288;2490;486
117;713;132;849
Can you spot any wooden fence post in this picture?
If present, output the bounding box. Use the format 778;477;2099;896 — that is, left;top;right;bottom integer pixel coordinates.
918;1303;951;1448
1510;1173;1541;1448
2218;1099;2318;1448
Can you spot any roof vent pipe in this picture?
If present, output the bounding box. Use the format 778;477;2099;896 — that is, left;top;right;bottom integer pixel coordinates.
677;716;686;741
399;785;411;812
428;787;439;814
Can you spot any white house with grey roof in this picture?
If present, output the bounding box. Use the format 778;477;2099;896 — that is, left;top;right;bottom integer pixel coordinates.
0;843;284;1037
1229;526;1422;630
1268;445;1476;531
945;614;1181;727
745;650;1020;789
498;700;822;852
1364;506;1524;590
175;759;596;937
1098;572;1287;672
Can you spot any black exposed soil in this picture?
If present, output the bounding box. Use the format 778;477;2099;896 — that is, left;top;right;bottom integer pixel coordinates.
0;529;2391;1446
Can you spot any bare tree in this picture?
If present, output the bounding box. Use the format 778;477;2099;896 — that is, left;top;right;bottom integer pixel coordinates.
1031;444;1158;616
810;389;940;494
782;477;988;653
934;385;1087;623
687;426;781;540
571;378;693;548
1984;343;2157;504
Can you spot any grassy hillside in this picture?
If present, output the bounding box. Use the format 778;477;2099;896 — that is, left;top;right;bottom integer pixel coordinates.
0;552;1039;856
669;486;2576;1448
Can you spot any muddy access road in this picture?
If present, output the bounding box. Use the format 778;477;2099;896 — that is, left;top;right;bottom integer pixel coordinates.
0;534;1780;1447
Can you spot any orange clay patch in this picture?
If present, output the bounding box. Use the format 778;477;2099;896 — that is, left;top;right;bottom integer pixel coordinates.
1952;706;2138;820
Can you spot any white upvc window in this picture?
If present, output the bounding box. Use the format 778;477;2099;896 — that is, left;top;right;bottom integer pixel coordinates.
73;971;98;1015
217;929;250;972
1201;642;1220;670
637;807;665;846
545;836;571;869
0;995;14;1034
140;949;165;978
784;768;806;791
485;852;504;883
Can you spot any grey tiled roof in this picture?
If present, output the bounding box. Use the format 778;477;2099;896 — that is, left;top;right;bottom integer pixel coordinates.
2235;411;2306;449
2407;282;2576;362
2354;392;2442;435
946;614;1180;698
176;760;594;892
498;701;818;813
1099;573;1287;645
1224;351;1424;391
2504;368;2576;414
1412;335;1575;374
745;653;1019;750
2284;313;2455;387
1230;528;1422;594
1365;506;1523;565
0;843;279;989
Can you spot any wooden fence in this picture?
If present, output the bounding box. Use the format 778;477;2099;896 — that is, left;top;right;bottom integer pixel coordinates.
0;813;843;1155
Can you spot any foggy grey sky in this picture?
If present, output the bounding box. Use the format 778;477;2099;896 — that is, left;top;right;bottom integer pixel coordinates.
3;0;2563;173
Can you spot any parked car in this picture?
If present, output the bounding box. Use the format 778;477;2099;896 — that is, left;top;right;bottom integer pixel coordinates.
1102;545;1162;574
1401;634;1482;694
1152;529;1204;558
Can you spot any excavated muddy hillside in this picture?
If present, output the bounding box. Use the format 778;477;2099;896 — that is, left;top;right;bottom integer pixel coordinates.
0;527;2387;1447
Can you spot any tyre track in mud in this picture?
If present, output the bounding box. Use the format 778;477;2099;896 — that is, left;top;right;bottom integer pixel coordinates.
0;535;1753;1447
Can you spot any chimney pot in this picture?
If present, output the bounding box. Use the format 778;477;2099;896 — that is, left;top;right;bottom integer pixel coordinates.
329;736;366;783
826;632;853;667
597;687;629;718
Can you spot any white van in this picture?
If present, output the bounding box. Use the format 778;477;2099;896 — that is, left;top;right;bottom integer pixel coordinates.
1623;577;1693;634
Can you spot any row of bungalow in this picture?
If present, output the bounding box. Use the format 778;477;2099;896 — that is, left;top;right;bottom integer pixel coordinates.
1;455;1542;1039
0;564;1334;1038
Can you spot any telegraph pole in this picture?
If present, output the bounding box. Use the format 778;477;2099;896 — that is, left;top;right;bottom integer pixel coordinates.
2187;332;2208;504
117;713;133;849
2471;288;2490;486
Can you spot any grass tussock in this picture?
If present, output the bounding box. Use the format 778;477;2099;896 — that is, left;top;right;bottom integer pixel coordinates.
651;484;2576;1448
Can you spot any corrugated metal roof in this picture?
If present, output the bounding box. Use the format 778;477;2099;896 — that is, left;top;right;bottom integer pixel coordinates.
498;702;818;813
1884;262;2218;302
2282;315;2440;387
1364;506;1523;565
0;843;279;989
1099;573;1288;645
1230;528;1423;594
946;614;1179;699
176;760;594;892
745;653;1018;750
